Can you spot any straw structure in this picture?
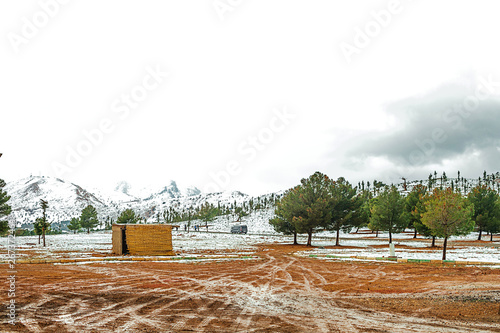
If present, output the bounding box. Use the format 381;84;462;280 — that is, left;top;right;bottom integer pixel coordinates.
125;224;174;256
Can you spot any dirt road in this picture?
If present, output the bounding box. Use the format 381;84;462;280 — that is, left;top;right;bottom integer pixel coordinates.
2;244;500;332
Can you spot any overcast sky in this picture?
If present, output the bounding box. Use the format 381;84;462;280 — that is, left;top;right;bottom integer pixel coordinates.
1;0;500;196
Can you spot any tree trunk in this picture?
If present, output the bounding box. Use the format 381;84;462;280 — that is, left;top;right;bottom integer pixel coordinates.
293;232;298;245
478;228;482;241
431;236;436;247
413;228;417;239
38;234;41;244
87;228;90;234
42;230;46;247
335;227;340;246
491;233;494;242
355;227;359;233
389;230;392;244
306;230;312;246
442;237;448;260
376;230;379;237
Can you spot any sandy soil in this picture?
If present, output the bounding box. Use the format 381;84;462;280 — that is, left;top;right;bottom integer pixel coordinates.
1;244;500;332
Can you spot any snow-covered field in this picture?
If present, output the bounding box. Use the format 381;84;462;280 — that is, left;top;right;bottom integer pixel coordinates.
301;244;500;263
1;228;499;264
304;231;500;263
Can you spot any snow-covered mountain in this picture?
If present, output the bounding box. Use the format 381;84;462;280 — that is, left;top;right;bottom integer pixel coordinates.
4;175;273;229
8;172;497;231
5;176;108;226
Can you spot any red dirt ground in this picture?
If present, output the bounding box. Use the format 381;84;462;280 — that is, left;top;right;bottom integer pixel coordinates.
1;244;500;332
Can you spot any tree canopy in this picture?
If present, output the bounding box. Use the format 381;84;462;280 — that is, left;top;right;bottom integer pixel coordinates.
38;199;51;246
327;177;360;246
269;186;302;245
422;188;474;260
369;185;408;244
80;205;99;233
116;208;141;224
0;179;11;235
467;184;500;240
68;217;81;234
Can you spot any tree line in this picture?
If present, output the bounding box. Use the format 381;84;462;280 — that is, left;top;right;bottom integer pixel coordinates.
270;171;500;260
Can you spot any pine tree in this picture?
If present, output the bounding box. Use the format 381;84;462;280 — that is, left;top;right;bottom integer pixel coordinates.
234;206;248;222
291;172;332;246
0;179;11;235
185;206;195;232
485;204;500;241
67;217;81;234
467;185;500;240
369;185;408;244
34;219;43;244
269;186;301;245
350;189;373;233
411;191;436;247
422;188;474;260
80;205;99;233
405;184;427;239
38;199;50;246
198;202;217;228
116;208;140;224
327;177;360;246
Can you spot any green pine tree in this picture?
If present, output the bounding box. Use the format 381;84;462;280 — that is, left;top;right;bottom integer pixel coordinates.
116;208;141;224
34;218;44;244
369;185;408;244
405;184;427;239
67;217;81;234
38;199;50;246
467;184;500;240
327;177;360;246
269;186;302;245
0;179;11;235
80;205;99;233
292;172;332;246
198;202;217;228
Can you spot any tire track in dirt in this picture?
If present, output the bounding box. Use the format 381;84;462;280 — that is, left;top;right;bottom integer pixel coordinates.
3;246;500;332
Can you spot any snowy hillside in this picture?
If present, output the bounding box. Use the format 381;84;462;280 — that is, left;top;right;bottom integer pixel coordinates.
5;172;498;233
4;175;278;232
5;176;108;226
